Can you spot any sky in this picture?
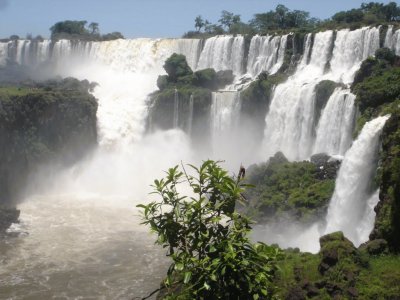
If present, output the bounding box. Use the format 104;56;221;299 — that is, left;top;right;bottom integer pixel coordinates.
0;0;399;39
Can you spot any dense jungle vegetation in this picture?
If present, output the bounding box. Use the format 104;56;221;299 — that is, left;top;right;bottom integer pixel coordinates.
184;2;400;38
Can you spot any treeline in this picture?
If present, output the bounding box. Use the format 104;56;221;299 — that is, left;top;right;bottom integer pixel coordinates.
184;1;400;37
2;20;124;41
49;20;124;41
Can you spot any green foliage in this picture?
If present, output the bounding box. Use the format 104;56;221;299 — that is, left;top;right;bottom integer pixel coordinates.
218;10;241;31
194;15;205;32
138;161;282;299
49;20;124;41
249;5;316;33
244;153;335;223
330;2;400;26
163;53;193;83
350;48;400;252
50;20;88;38
356;255;400;298
192;68;216;89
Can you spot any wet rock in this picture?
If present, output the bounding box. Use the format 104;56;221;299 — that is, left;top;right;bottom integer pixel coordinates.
0;207;20;233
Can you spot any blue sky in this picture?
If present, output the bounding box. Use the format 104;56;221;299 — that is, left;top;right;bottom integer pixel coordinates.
0;0;398;38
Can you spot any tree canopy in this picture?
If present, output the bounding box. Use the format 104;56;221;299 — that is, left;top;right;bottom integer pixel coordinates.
49;20;124;41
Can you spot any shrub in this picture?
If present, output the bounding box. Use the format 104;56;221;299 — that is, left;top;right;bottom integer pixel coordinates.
138;160;282;299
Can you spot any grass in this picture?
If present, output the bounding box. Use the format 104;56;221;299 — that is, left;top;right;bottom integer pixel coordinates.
0;86;41;97
357;255;400;299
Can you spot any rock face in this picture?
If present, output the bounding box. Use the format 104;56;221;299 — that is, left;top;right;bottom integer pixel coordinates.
318;231;357;275
370;111;400;251
0;78;98;210
244;152;337;223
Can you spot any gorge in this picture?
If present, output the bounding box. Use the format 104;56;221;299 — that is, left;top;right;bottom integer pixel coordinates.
1;24;400;299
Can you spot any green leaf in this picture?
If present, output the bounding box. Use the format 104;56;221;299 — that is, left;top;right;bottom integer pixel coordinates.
183;271;192;284
175;263;184;271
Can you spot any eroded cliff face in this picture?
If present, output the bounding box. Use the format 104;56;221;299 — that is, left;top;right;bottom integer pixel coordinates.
0;78;98;209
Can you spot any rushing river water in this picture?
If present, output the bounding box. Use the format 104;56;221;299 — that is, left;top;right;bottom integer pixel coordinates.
0;195;169;299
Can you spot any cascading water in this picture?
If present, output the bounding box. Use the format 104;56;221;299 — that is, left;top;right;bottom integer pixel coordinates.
0;26;399;295
262;31;333;161
210;90;241;161
261;27;381;161
328;26;380;83
173;88;179;128
384;25;400;55
0;37;203;299
187;94;194;135
324;115;390;246
246;35;288;77
313;88;356;156
196;35;245;77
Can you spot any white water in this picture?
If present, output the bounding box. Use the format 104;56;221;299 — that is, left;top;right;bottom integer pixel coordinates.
246;35;288;77
197;35;245;77
210;91;242;161
0;27;398;292
261;27;380;161
173;89;179;128
324;115;390;246
262;31;333;161
187;94;194;135
384;25;400;55
313;88;356;156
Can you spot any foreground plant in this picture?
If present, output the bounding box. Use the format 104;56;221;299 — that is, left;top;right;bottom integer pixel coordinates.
138;160;282;300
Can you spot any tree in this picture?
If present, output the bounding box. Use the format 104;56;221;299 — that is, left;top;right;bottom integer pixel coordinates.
275;4;289;28
138;160;282;299
88;22;99;35
163;53;193;82
218;10;241;31
50;20;88;39
194;15;205;32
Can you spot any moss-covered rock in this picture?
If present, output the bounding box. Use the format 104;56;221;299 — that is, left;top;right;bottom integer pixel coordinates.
318;231;357;274
244;152;337;223
314;80;338;126
0;78;98;207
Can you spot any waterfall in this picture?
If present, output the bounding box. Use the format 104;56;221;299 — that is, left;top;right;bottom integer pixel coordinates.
324;115;390;246
262;31;333;161
299;33;312;66
196;36;245;77
0;41;9;66
246;34;288;77
173;89;179;128
384;26;400;55
384;25;394;49
187;94;194;135
313;88;356;156
328;27;380;83
210;91;241;158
